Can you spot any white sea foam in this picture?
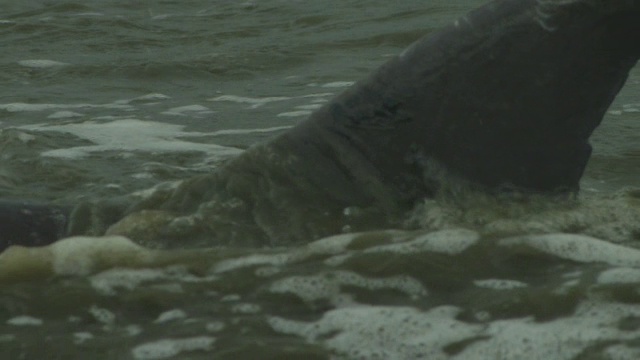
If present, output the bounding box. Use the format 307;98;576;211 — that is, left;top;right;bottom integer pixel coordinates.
89;266;218;296
127;93;171;103
206;125;292;136
212;231;399;274
17;59;70;68
16;132;35;143
209;93;334;113
604;345;640;359
499;233;640;267
209;95;291;109
361;229;479;257
72;12;104;17
161;105;213;116
231;303;261;314
473;279;529;290
18;119;243;159
320;81;355;88
131;336;215;360
213;233;366;274
6;316;43;326
270;299;640;360
205;322;225;332
126;325;143;337
269;305;480;359
47;110;84;119
301;92;334;98
608;104;640;115
89;306;116;325
214;253;289;273
597;267;640;284
73;332;94;344
455;301;640;360
269;270;427;305
301;232;360;257
294;104;323;110
276;103;323;118
154;309;187;323
276;110;312;117
0;102;132;112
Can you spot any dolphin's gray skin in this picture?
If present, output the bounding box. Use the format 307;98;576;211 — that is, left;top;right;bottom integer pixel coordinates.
2;0;639;250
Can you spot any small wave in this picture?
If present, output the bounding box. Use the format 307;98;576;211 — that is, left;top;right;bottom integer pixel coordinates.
209;95;291;109
17;59;70;68
160;105;213;116
18;119;242;159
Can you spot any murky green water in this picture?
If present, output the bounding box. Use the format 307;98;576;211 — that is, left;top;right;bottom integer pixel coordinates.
1;0;639;359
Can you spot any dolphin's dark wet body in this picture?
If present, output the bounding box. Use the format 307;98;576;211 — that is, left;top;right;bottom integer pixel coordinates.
0;201;69;250
1;0;639;251
291;0;640;197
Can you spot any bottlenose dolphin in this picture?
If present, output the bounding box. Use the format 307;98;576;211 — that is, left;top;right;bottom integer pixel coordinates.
1;0;639;250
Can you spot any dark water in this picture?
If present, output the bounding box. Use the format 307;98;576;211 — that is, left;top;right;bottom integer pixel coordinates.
1;0;640;359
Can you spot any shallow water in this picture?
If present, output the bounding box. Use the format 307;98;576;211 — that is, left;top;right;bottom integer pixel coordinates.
1;0;639;359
